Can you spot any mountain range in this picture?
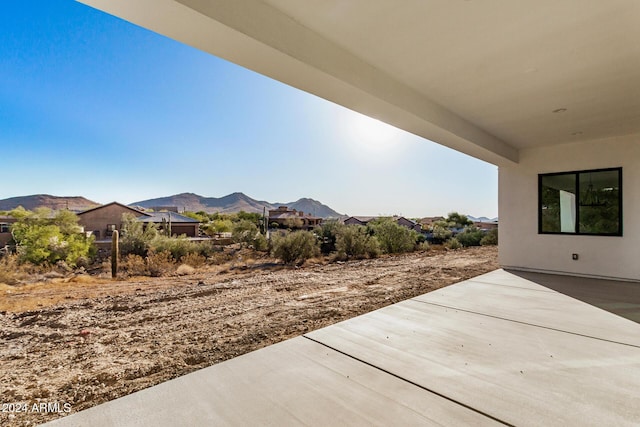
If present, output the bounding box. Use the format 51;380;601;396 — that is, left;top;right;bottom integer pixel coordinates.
467;215;499;223
0;195;100;212
0;193;342;218
0;193;497;221
131;192;342;217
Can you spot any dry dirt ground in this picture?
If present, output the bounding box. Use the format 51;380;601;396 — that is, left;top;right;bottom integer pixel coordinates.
0;246;498;426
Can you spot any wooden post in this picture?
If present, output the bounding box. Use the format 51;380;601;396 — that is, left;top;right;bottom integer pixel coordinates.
111;230;119;279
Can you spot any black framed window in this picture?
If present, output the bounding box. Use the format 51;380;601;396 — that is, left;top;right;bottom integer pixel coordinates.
539;167;622;236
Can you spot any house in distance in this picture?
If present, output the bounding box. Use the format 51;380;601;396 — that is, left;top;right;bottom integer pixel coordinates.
268;206;322;230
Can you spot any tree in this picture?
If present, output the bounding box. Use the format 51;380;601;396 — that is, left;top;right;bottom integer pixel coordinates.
237;211;262;226
367;218;417;254
445;212;472;228
9;207;94;267
315;220;343;254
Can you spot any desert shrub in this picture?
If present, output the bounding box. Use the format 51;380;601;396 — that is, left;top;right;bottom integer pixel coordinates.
150;235;197;261
431;223;453;244
335;225;380;259
231;220;267;250
176;264;196;276
270;231;320;264
0;254;24;285
444;237;462;250
146;250;175;277
456;226;484;247
480;228;498;246
204;219;233;235
120;214;157;257
208;250;233;265
232;220;260;245
120;254;148;276
315;220;343;254
417;241;430;251
236;211;262;226
181;252;206;268
368;218;417;254
9;207;94;267
252;233;268;251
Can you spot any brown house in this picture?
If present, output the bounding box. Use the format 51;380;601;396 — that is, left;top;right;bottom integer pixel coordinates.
136;212;200;237
473;220;498;231
78;202;149;240
0;216;17;247
268;206;322;230
344;216;422;232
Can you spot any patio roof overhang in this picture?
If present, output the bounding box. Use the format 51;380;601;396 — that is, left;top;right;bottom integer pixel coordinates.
77;0;640;167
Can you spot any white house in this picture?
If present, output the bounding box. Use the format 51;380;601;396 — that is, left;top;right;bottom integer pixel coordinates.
79;0;638;282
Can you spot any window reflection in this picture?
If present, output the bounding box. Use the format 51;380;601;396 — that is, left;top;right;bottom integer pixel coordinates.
539;168;621;236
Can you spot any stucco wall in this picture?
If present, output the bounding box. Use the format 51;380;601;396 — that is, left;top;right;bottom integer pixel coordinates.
78;204;144;240
499;133;639;281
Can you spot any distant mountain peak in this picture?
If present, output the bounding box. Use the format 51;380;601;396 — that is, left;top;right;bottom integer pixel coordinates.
129;193;341;217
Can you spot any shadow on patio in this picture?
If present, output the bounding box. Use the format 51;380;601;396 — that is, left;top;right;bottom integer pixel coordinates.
507;270;640;324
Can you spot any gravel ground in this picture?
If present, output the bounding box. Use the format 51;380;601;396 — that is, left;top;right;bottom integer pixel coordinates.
0;246;498;426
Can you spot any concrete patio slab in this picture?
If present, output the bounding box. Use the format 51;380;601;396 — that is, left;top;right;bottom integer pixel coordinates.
307;299;640;426
44;336;500;427
414;272;640;346
44;269;640;426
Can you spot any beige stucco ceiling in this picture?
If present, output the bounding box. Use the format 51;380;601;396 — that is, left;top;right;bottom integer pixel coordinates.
78;0;640;166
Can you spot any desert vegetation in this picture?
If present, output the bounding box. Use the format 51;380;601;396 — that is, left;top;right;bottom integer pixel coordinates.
0;206;499;426
0;207;497;284
5;207;94;268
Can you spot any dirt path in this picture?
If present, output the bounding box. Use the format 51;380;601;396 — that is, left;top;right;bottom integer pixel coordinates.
0;246;497;426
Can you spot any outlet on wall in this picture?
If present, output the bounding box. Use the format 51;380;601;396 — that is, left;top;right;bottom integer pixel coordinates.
572;253;579;260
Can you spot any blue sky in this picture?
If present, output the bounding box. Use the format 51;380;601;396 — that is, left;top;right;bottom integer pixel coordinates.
0;1;498;218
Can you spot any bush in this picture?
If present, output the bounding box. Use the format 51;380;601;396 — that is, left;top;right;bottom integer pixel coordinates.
151;235;197;261
315;220;343;254
252;233;268;251
232;220;261;246
335;225;380;259
456;226;484;247
444;237;462;250
176;264;196;276
417;241;430;251
146;250;175;277
480;228;498;246
368;218;417;254
284;217;304;229
181;252;206;268
120;213;157;257
270;231;320;264
0;254;24;285
431;223;453;244
120;254;148;276
9;207;95;267
204;219;233;236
